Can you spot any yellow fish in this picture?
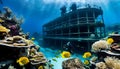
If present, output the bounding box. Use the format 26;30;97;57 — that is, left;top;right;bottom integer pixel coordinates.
17;57;29;66
61;51;71;58
107;38;114;45
31;37;35;41
83;52;91;58
38;65;44;69
84;60;89;65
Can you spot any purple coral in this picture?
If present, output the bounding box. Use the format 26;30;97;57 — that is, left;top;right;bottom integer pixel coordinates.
9;25;19;36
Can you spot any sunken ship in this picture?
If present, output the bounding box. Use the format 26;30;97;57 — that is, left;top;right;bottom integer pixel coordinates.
42;4;105;53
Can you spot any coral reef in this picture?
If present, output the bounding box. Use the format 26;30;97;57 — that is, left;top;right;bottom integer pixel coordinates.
104;56;120;69
62;58;85;69
0;6;48;69
91;34;120;69
95;62;107;69
91;40;109;52
0;7;23;37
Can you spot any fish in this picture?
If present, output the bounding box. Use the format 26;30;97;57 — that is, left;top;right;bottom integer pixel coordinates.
55;55;60;58
83;52;91;58
61;51;71;58
52;58;57;62
107;38;114;45
31;37;35;41
84;60;90;65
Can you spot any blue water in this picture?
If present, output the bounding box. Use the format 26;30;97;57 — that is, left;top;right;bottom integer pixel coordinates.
1;0;120;68
1;0;120;34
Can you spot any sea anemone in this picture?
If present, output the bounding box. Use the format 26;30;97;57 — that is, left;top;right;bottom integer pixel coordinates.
107;38;114;45
91;40;109;52
38;65;44;69
17;57;29;66
95;62;107;69
82;52;91;58
61;51;71;58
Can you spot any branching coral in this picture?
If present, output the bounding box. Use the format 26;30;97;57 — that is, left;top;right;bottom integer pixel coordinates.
91;40;109;52
104;56;120;69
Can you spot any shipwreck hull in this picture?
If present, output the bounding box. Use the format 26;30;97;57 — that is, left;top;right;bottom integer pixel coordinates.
43;5;105;53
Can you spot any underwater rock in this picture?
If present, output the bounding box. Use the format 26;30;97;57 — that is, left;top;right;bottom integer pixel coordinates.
62;58;85;69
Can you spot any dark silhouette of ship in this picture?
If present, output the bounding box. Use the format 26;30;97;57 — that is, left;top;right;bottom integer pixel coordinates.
42;4;105;53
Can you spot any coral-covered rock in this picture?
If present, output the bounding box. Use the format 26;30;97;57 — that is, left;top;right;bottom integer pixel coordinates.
62;58;85;69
